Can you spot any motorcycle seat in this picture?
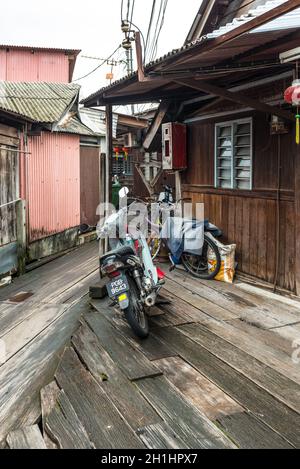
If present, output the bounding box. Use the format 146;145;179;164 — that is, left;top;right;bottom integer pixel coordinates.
100;245;135;262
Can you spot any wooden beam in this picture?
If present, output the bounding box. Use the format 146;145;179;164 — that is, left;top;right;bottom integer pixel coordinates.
165;0;300;67
135;164;153;195
143;101;170;150
135;31;151;83
174;79;295;121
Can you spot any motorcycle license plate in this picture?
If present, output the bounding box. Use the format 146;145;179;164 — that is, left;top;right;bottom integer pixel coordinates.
107;274;129;298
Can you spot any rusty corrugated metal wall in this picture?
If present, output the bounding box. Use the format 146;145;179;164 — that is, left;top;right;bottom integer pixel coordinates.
0;49;70;83
27;132;80;242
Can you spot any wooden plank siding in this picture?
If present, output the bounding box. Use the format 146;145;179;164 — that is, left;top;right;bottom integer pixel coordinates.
0;125;19;248
182;112;296;292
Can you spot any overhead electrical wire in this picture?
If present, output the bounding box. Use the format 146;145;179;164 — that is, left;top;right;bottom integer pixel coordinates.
73;45;122;82
149;0;168;62
145;0;157;58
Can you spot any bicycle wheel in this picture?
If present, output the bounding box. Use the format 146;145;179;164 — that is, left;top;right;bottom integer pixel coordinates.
181;234;221;280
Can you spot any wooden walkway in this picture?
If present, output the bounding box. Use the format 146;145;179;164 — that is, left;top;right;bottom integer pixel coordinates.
0;241;99;445
1;249;300;448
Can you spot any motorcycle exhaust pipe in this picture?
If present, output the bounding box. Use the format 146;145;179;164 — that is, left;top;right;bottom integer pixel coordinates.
145;292;156;307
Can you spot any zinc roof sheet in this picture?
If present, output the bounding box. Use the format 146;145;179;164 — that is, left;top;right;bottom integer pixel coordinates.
0;81;80;123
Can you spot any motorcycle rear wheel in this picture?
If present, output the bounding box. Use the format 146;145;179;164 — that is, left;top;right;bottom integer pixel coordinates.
124;277;149;338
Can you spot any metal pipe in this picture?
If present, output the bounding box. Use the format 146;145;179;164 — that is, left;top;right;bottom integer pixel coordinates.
0;198;21;209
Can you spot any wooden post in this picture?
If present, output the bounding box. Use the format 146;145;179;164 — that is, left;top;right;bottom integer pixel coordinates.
16;199;26;274
105;104;113;205
295;138;300;295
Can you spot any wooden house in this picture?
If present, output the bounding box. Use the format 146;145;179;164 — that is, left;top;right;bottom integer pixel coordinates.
82;0;300;294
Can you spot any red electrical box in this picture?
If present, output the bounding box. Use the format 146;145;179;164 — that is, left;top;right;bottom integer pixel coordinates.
162;122;187;170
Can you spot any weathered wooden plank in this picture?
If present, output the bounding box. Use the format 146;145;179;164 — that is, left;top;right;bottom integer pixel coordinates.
270;323;300;342
91;299;176;361
137;375;236;449
0;297;86;443
179;323;300;414
72;321;162;430
0;241;99;304
55;347;144;449
45;390;94;449
240;307;300;330
155;356;242;420
194;317;300;385
163;278;239;321
41;381;61;449
137;422;188;449
226;318;294;357
154;326;300;447
150;289;210;327
84;310;161;381
1;304;69;361
164;268;252;317
217;412;293;449
6;425;46;449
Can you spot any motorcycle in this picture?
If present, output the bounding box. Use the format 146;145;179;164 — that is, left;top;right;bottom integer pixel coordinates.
97;187;165;338
148;185;223;279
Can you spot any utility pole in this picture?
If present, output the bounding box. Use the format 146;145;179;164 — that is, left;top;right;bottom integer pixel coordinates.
121;20;135;115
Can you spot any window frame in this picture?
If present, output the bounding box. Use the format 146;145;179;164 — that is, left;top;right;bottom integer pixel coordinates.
214;117;253;190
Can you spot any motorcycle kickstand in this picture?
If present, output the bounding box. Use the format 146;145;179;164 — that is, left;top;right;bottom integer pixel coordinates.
168;253;176;272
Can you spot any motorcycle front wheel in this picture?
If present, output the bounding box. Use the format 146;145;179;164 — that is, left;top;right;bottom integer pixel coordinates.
124;276;149;338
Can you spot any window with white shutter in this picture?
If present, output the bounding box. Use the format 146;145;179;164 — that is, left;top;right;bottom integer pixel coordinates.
215;118;252;190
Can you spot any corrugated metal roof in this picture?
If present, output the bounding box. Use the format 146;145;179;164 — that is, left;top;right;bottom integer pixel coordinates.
0;44;80;55
206;0;300;38
82;0;300;105
0;81;80;123
54;116;95;136
79;107;118;138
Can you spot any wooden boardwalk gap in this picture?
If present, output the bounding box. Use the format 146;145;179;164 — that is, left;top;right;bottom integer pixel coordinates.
71;321;162;430
136;375;236;449
153;326;300;447
154;356;243;421
55;347;145;449
45;390;95;449
85;310;161;381
40;381;60;449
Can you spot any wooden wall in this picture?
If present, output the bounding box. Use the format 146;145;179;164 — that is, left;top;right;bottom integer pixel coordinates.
0;124;19;247
182;113;296;292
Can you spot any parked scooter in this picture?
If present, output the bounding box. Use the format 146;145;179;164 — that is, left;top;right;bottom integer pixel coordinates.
97;187;165;338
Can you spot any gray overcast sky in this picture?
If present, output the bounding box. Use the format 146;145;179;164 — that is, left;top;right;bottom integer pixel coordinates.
0;0;201;100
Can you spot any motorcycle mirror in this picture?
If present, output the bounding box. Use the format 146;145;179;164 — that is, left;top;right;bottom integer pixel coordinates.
119;186;129;198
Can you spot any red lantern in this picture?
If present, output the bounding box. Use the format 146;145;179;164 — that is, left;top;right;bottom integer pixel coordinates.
284;79;300;105
284;79;300;144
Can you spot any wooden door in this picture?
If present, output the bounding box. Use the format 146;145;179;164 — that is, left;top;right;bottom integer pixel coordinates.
0;124;19;275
